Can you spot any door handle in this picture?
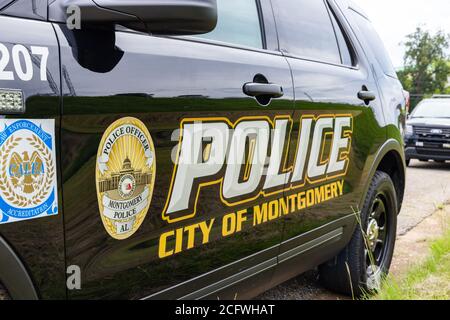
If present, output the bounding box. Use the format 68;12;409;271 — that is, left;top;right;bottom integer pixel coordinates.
357;90;376;104
243;82;284;98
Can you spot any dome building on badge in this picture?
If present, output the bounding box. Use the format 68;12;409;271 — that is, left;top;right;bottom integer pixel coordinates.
98;156;151;193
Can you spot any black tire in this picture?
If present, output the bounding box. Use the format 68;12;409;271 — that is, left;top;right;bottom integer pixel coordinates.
434;160;445;163
405;159;410;167
319;171;398;297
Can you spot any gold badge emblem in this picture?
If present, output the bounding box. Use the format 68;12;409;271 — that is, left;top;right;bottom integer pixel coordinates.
96;117;156;240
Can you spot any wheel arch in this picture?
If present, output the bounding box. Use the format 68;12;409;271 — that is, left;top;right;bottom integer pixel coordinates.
360;139;406;214
0;236;38;300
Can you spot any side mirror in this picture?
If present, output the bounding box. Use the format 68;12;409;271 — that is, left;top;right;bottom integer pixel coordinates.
52;0;218;35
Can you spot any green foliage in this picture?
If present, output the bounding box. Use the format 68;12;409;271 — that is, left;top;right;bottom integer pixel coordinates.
397;27;450;95
371;228;450;300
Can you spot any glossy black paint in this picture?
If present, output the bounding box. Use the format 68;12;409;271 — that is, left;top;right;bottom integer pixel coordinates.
269;0;390;287
0;0;406;300
49;0;218;35
57;22;296;299
0;15;65;299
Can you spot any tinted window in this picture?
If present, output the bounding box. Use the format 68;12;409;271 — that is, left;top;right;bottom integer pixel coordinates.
0;0;47;20
196;0;263;49
272;0;341;64
329;7;354;66
412;100;450;118
0;0;13;9
350;10;396;77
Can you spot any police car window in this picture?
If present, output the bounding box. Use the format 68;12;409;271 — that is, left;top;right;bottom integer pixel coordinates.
412;101;450;118
196;0;263;49
350;10;397;78
0;0;13;10
272;0;341;64
329;6;354;66
0;0;47;20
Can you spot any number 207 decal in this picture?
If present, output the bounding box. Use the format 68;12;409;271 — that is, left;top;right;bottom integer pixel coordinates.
0;43;49;82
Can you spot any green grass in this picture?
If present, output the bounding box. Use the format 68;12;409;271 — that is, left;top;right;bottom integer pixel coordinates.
373;229;450;300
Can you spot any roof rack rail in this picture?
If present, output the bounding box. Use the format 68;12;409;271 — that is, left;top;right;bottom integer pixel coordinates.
431;94;450;99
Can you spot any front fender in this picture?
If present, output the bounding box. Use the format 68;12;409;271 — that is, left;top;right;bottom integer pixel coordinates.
0;236;38;300
358;138;406;211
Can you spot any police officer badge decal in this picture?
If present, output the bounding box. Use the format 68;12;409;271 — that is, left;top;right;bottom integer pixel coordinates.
0;119;58;224
96;117;156;240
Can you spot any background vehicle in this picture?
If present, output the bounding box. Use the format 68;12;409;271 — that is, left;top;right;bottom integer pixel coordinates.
0;0;405;299
404;96;450;166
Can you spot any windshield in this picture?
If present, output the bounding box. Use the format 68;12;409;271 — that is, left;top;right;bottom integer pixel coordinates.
411;100;450;118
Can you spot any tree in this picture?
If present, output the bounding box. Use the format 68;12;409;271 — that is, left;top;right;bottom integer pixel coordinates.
397;27;450;96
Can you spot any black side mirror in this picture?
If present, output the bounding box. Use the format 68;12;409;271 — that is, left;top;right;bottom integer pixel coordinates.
50;0;218;35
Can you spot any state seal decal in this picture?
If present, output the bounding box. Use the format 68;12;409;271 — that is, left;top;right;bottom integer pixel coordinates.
0;119;58;225
96;117;156;240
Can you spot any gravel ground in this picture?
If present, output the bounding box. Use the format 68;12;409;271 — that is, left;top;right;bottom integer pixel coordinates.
259;160;450;300
397;161;450;234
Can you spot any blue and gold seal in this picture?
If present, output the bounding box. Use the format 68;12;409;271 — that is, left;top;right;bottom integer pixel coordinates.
0;119;58;224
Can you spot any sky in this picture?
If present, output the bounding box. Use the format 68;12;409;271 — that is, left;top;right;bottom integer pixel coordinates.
351;0;450;69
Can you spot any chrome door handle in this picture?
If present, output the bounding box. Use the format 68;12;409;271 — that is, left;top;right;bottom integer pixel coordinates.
358;90;376;103
243;83;284;98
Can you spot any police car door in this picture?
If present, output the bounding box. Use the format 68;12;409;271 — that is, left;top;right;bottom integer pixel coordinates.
269;0;386;284
57;0;294;299
0;5;65;299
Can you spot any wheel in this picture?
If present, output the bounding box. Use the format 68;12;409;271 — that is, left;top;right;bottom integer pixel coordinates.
319;171;398;297
405;159;410;167
434;160;445;163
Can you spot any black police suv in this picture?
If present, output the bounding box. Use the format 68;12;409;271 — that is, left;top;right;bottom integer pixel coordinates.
0;0;406;300
405;96;450;165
